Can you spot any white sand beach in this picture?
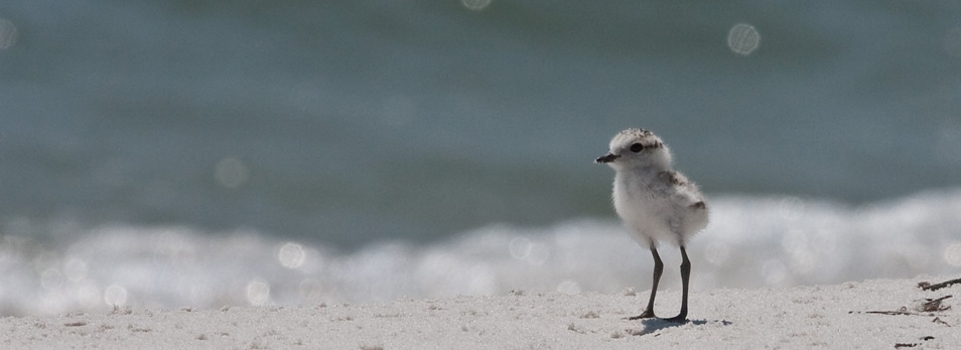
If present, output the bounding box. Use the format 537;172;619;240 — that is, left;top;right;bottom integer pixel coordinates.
2;277;958;349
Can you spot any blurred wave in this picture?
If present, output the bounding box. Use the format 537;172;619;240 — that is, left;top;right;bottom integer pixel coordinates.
2;189;959;316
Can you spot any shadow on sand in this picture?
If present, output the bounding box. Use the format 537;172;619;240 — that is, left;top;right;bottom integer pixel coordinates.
630;318;733;336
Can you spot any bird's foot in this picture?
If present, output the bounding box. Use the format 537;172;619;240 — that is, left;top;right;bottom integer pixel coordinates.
627;309;656;320
660;314;688;324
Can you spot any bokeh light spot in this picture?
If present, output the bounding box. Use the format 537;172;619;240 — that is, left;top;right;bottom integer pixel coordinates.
0;19;17;49
461;0;492;11
507;237;548;266
214;157;249;188
104;284;128;306
728;23;760;56
246;279;270;306
278;242;306;269
508;237;531;260
944;243;961;267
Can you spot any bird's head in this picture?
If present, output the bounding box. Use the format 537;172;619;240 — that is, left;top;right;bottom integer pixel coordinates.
595;128;672;170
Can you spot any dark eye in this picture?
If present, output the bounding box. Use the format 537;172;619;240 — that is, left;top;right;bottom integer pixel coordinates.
630;143;644;153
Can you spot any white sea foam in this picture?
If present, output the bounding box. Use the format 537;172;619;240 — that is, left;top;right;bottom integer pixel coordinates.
1;189;960;316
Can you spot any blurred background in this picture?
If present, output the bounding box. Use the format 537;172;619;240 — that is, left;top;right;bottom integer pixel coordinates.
1;0;960;316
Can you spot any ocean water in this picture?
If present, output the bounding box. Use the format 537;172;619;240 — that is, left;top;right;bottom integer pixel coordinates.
1;0;960;316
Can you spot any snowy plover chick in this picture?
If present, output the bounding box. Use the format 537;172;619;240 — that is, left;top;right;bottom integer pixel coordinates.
595;128;708;323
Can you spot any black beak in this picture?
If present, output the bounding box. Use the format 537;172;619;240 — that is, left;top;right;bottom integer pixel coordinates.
595;153;618;164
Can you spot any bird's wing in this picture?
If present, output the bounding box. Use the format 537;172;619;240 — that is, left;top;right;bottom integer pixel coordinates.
658;171;705;207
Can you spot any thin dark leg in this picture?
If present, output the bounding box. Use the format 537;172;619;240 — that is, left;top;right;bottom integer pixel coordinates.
629;245;663;320
664;246;691;323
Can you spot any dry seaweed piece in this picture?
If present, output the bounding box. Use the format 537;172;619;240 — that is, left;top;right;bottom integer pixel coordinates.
918;277;961;291
855;295;953;315
916;295;952;312
865;307;914;316
894;336;934;349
